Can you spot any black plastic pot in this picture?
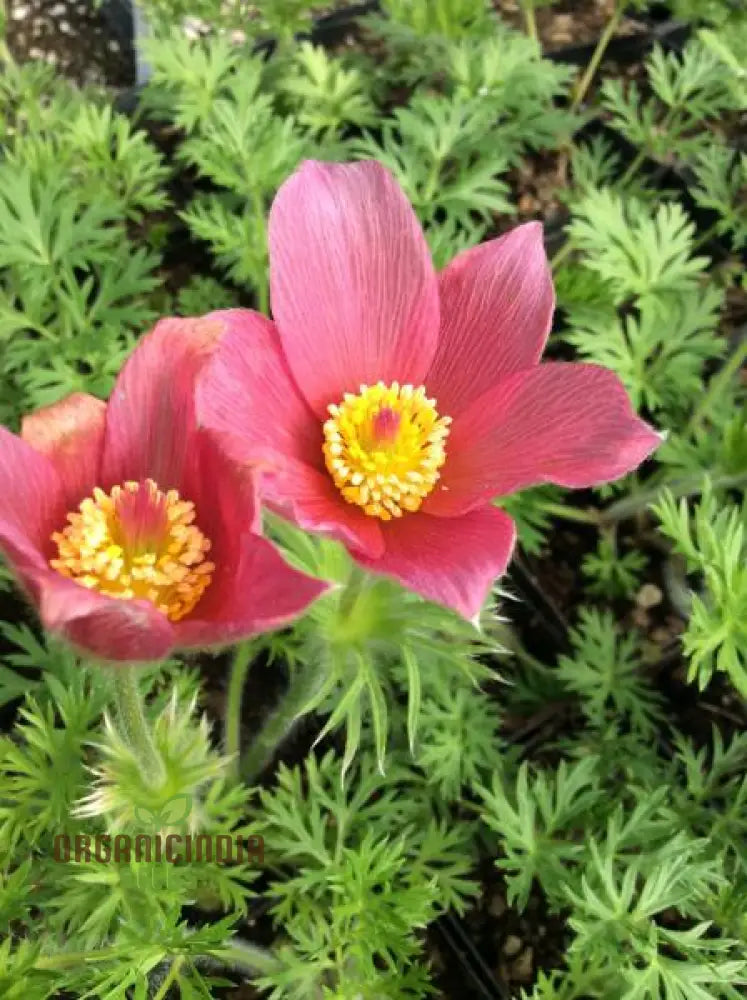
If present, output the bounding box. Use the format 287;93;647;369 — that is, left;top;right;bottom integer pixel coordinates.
101;0;134;44
546;16;688;68
102;0;378;83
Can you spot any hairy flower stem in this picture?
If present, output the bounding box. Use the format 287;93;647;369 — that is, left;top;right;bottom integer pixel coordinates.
522;1;538;42
240;659;327;783
685;338;747;438
239;565;368;783
537;500;601;525
338;562;368;618
213;940;283;975
619;105;679;186
537;471;747;531
599;471;747;526
224;641;254;781
152;957;185;1000
34;941;280;977
571;1;623;112
111;664;165;789
551;238;574;271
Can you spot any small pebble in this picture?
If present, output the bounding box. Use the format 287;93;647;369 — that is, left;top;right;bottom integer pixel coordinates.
502;934;522;957
632;607;650;628
183;16;210;39
511;946;534;983
636;583;663;609
651;627;672;643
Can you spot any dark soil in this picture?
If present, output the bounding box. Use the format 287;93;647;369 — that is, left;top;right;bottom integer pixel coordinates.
430;872;570;1000
494;0;648;50
6;0;134;86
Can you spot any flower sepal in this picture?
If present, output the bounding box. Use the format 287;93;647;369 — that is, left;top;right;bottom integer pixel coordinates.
247;519;499;780
75;681;229;837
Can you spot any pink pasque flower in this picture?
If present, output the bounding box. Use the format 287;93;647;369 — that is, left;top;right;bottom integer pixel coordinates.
0;316;327;662
197;160;661;619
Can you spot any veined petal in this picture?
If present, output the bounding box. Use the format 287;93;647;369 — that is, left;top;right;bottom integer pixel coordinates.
426;222;554;417
175;430;329;635
426;363;663;516
178;428;263;613
174;432;328;646
263;459;385;561
355;506;516;620
102;315;226;492
196;309;321;468
175;535;328;648
22;392;106;511
0;425;64;571
269;160;440;416
35;570;176;662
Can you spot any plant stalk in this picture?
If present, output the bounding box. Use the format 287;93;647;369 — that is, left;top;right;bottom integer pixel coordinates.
112;664;164;788
619;105;679;186
684;338;747;438
240;660;326;783
570;1;624;112
34;941;280;976
213;940;283;975
338;562;368;618
152;957;185;1000
551;238;574;271
537;501;601;525
224;641;255;780
239;564;368;782
599;471;747;526
522;1;538;42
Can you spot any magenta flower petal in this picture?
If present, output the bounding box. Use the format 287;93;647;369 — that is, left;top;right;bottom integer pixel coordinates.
0;425;64;570
426;363;663;516
175;534;328;648
264;460;386;560
35;571;176;662
22;392;106;511
355;506;516;619
196;299;385;558
269;160;440;416
1;419;176;662
172;428;329;647
0;311;327;664
102;315;224;491
426;222;554;418
196;309;320;468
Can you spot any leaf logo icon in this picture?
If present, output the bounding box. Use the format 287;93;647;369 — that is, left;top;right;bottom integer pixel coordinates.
133;793;192;833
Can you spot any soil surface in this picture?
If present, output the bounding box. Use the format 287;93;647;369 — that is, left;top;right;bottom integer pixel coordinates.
494;0;648;49
6;0;134;86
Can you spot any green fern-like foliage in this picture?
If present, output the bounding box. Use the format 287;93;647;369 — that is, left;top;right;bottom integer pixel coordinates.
249;750;477;997
558;191;724;423
1;1;746;997
0;61;166;426
653;484;747;696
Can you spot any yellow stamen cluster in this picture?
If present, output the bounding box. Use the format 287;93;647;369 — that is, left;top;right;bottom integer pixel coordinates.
50;480;214;621
323;381;451;520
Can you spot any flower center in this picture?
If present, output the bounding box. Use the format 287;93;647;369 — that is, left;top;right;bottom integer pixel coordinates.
50;479;215;621
322;382;451;521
